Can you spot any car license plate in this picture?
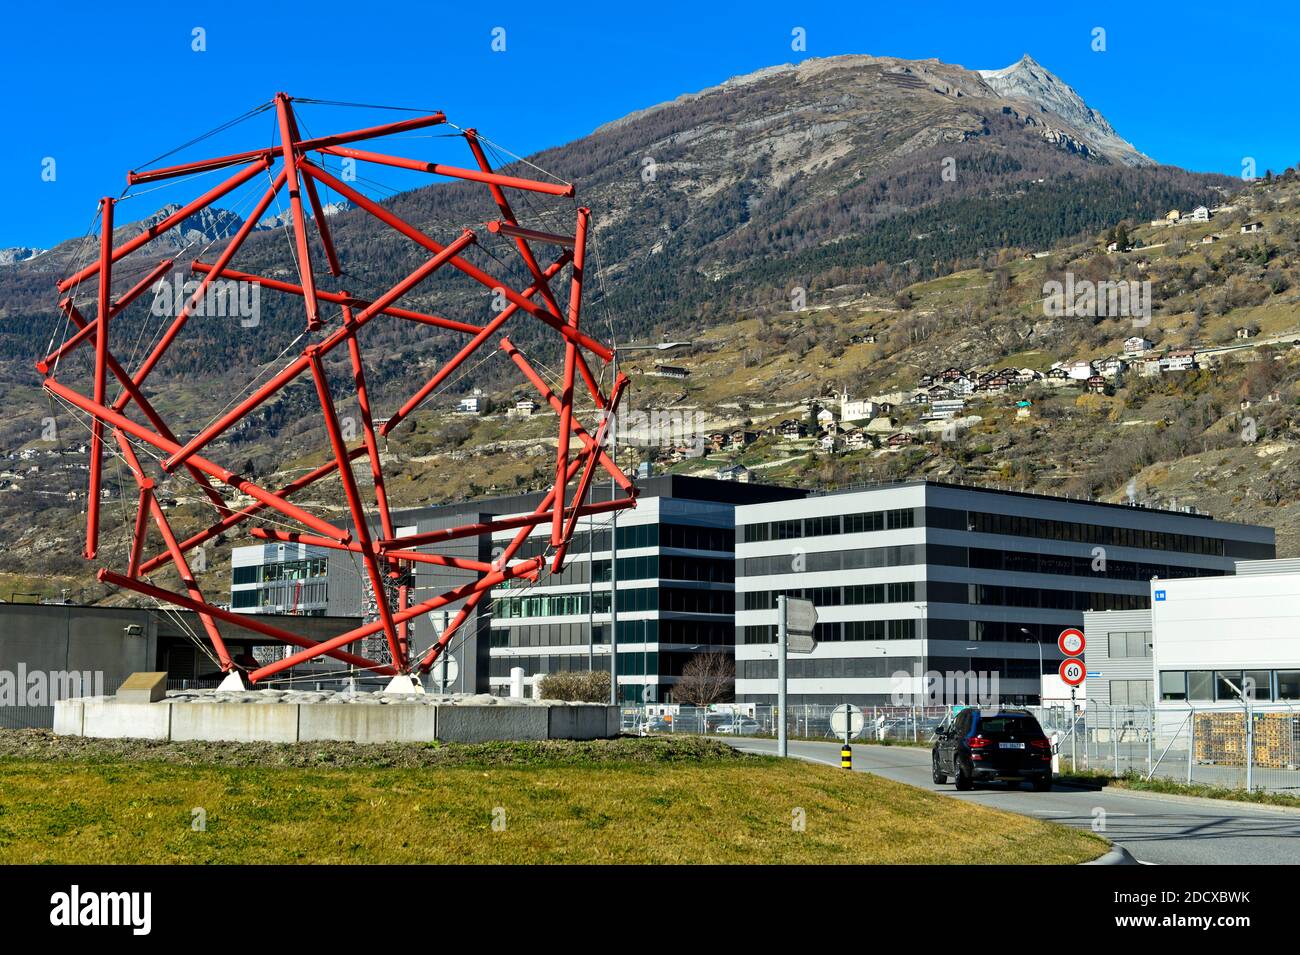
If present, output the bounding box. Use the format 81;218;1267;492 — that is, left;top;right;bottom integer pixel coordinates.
999;742;1025;749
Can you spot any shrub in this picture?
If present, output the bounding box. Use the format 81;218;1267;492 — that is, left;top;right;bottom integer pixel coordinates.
537;670;611;702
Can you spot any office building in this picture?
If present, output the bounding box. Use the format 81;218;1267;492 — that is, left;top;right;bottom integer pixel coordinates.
734;480;1274;707
486;475;804;702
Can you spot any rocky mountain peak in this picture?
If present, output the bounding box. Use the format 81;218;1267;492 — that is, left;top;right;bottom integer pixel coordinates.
977;54;1151;166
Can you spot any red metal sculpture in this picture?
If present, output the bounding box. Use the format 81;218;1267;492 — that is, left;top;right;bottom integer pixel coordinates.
38;93;633;685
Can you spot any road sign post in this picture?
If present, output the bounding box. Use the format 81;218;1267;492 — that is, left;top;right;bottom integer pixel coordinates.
777;596;817;758
778;596;788;758
830;703;864;768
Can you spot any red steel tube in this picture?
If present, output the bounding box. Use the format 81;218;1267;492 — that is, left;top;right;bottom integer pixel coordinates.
54;303;234;521
307;347;404;669
39;259;176;373
190;262;481;335
114;170;287;409
137;446;368;575
98;569;391;674
500;337;633;492
275;94;320;330
126;109;446;184
300;161;613;361
85;198;113;559
59;159;270;292
381;251;571;435
43;376;352;543
163;229;476;474
250;556;545;681
318;144;573;197
486;220;576;248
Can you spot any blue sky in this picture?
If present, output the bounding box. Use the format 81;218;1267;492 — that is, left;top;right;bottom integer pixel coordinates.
1;1;1294;248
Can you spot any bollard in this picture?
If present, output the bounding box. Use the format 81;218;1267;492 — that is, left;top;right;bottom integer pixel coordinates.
841;745;852;770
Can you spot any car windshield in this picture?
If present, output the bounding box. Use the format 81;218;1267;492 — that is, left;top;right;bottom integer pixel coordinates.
977;716;1041;737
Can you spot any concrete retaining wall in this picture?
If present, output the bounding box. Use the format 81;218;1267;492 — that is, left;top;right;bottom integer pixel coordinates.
54;697;616;744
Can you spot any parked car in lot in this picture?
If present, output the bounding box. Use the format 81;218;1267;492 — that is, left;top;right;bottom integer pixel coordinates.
715;717;761;736
932;708;1053;791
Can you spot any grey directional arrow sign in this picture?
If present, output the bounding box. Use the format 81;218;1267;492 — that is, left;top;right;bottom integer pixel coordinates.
784;597;818;654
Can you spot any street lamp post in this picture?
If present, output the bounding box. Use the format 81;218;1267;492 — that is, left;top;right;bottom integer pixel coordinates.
604;340;692;706
1019;627;1043;705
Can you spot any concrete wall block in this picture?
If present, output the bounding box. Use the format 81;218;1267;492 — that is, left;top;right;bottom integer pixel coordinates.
170;702;299;743
436;704;548;742
548;705;613;740
298;704;437;743
81;699;171;741
52;699;84;736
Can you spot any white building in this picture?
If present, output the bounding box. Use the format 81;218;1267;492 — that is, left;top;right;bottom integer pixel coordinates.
1151;560;1300;707
1124;336;1154;355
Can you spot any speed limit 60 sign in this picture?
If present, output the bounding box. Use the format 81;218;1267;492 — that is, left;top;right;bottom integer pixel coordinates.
1058;628;1085;656
1059;658;1086;687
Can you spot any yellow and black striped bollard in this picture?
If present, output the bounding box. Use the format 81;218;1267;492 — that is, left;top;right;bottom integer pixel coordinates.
841;745;852;770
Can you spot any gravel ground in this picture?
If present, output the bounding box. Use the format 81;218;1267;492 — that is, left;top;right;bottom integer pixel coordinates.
0;728;755;769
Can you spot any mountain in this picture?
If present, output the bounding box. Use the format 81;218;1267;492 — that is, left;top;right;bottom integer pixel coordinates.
976;54;1150;167
0;247;45;266
0;51;1278;604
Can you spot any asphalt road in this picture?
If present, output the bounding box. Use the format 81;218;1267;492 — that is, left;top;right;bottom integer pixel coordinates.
726;738;1300;864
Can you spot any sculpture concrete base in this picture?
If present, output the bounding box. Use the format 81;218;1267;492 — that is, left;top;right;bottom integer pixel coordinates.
53;688;620;744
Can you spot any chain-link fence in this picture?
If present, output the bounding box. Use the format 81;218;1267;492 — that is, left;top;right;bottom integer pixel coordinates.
623;703;949;743
626;700;1300;794
1037;700;1300;794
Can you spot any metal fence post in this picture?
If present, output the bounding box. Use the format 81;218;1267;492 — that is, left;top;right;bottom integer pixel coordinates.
1245;702;1254;793
1187;704;1195;785
1146;705;1154;776
1111;705;1119;775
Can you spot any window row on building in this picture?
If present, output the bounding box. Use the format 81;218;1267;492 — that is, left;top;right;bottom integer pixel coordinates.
742;507;916;543
962;508;1228;556
491;617;735;649
1159;669;1300;702
739;618;918;644
742;582;916;611
511;522;736;560
231;557;328;585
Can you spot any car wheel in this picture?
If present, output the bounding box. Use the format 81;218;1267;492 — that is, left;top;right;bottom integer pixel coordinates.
1032;775;1053;792
954;761;974;791
931;753;948;785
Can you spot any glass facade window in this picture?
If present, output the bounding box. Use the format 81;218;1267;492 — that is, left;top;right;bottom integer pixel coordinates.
1107;631;1153;658
1111;679;1154;705
1278;672;1300;701
1159;670;1186;701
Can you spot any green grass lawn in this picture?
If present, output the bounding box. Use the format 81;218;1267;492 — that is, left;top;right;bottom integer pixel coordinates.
0;734;1106;864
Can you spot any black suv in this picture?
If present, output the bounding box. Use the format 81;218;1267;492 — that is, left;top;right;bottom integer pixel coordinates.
932;708;1053;791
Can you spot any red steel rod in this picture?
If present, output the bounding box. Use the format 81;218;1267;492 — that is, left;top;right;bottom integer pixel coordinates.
486;220;576;248
85;198;113;559
275;93;320;330
59;159;270;292
318;143;573;197
137;446;368;576
163;229;476;474
381;250;571;435
126;108;446;184
300;161;613;361
190;262;481;334
99;569;390;674
250;556;545;681
43;376;352;542
306;347;404;669
40;259;175;373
